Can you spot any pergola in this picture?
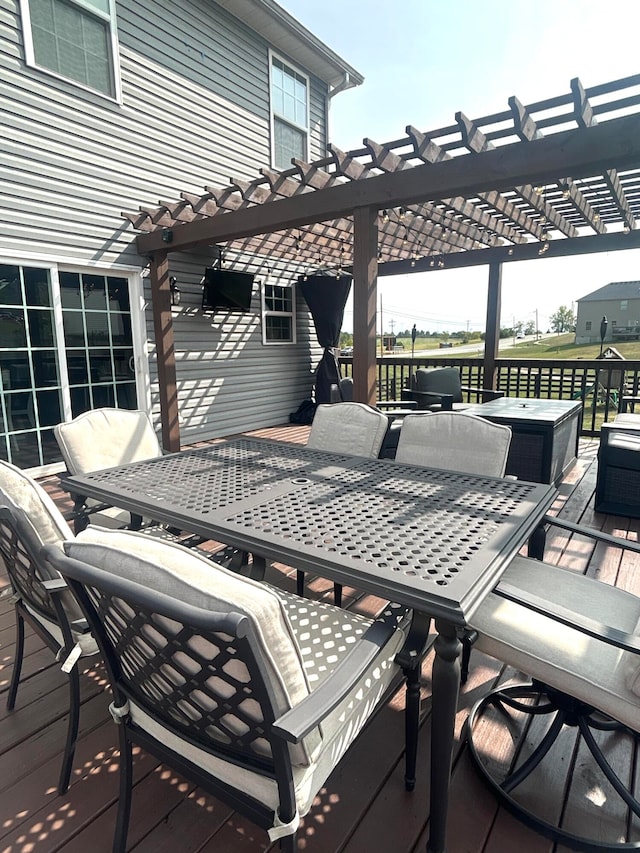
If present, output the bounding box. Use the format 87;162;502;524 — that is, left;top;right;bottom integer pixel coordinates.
125;74;640;450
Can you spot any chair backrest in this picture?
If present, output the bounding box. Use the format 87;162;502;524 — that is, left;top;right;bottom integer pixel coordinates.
337;377;354;401
54;408;162;475
413;367;463;403
49;526;320;767
307;402;389;458
395;411;512;477
0;460;84;633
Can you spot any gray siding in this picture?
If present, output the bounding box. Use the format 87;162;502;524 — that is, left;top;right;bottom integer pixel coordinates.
576;297;640;344
1;0;328;442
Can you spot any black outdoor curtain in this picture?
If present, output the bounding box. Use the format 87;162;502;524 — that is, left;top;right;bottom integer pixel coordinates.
298;274;352;404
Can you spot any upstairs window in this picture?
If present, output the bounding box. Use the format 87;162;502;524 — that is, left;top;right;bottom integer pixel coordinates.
262;283;296;344
620;300;628;311
21;0;120;99
270;54;308;170
585;321;592;331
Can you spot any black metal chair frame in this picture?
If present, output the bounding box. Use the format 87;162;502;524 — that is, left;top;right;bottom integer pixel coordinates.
0;507;90;794
465;514;640;851
45;545;430;851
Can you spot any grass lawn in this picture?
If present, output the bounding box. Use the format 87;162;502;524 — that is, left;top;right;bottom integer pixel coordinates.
502;336;640;359
392;334;640;360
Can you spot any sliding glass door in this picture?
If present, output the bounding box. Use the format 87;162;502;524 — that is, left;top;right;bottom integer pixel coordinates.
0;263;141;471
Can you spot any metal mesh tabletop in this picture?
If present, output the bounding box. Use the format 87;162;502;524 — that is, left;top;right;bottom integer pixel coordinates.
65;438;556;624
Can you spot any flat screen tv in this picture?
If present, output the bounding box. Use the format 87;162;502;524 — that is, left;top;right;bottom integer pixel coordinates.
202;269;254;312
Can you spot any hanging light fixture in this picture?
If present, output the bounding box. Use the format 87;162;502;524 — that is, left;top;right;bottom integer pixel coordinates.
169;276;181;306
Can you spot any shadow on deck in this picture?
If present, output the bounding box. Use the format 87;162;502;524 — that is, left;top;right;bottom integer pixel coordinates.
1;428;638;852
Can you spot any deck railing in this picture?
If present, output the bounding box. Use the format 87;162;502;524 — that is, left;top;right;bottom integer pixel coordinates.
339;356;640;436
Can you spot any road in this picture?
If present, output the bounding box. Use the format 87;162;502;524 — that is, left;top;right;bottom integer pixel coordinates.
394;333;555;357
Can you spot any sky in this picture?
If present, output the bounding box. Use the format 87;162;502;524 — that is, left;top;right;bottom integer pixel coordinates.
278;0;640;333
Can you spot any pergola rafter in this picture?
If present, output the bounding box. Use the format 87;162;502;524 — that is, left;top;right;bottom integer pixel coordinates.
571;78;636;231
123;74;640;449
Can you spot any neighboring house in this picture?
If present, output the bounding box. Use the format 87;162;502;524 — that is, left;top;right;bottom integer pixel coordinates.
575;281;640;345
1;0;362;473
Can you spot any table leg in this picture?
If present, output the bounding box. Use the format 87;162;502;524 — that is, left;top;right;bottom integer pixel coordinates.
527;522;547;560
426;617;461;853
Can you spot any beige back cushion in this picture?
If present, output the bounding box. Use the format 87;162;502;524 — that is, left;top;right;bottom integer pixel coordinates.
54;408;162;474
307;402;389;458
0;460;85;623
396;411;512;477
0;460;73;546
64;527;317;763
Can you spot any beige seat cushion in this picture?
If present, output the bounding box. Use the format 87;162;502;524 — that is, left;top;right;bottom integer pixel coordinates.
472;555;640;731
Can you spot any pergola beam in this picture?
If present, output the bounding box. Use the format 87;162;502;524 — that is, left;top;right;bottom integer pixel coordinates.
377;227;640;275
136;112;640;256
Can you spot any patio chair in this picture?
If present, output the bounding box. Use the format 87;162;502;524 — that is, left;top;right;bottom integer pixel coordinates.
0;460;99;794
329;377;417;459
394;411;512;682
595;419;640;517
465;517;640;851
401;366;502;412
303;402;390;604
395;411;512;477
54;408;163;532
44;526;427;852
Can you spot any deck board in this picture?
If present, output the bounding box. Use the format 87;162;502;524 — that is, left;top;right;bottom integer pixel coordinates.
1;428;637;852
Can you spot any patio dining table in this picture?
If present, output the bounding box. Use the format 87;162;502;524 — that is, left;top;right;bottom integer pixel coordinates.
63;436;556;853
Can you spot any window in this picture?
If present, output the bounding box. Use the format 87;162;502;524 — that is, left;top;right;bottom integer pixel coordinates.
0;260;140;470
620;300;628;311
585;321;592;331
262;283;296;344
270;53;308;170
21;0;120;98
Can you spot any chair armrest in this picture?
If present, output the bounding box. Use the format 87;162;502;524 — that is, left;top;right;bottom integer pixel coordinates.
540;514;640;554
272;620;397;744
495;581;640;655
401;389;454;410
461;386;503;402
376;400;417;410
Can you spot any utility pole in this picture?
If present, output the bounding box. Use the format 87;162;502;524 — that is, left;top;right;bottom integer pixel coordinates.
380;295;384;357
535;308;539;339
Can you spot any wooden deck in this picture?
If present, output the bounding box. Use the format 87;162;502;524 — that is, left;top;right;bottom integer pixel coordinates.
1;427;639;853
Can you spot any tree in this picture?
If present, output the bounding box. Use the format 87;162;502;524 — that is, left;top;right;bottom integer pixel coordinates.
549;305;576;333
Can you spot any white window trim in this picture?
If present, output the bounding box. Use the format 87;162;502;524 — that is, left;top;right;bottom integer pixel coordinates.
20;0;123;103
268;48;309;170
261;281;297;345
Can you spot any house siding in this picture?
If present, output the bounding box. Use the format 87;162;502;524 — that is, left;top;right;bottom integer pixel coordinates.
1;0;330;454
576;283;640;344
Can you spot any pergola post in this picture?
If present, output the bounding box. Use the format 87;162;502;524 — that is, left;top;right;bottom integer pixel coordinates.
352;206;378;405
149;251;181;452
483;261;502;389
